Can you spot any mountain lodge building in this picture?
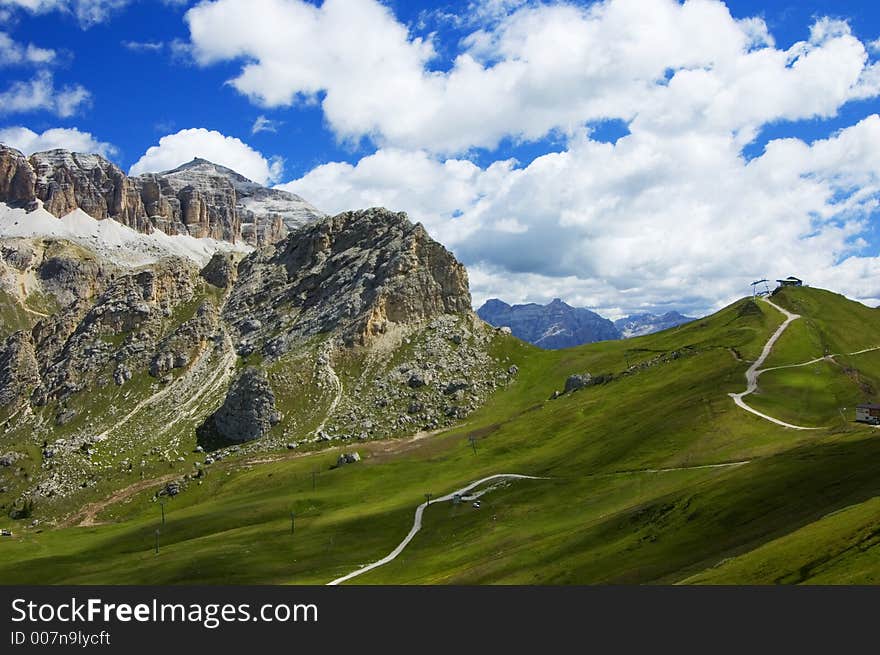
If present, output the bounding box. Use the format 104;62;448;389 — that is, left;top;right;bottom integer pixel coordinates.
856;403;880;424
776;276;803;287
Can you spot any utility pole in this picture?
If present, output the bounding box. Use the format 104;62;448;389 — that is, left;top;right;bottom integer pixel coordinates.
154;529;160;555
290;511;296;535
424;493;433;507
468;435;477;455
160;500;165;526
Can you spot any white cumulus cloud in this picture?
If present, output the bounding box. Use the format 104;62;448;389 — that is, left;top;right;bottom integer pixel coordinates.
283;115;880;316
251;115;281;134
129;127;283;184
185;0;880;154
0;31;56;66
0;125;116;156
0;70;90;117
0;0;130;27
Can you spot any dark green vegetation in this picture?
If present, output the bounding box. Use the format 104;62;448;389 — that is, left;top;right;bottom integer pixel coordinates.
1;286;879;584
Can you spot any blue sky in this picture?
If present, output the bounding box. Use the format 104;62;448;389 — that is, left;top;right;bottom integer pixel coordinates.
3;0;880;316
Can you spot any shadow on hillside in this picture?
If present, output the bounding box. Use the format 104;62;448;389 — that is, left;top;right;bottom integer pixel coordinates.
195;413;233;453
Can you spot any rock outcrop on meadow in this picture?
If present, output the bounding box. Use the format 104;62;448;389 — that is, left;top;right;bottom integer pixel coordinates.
211;367;281;442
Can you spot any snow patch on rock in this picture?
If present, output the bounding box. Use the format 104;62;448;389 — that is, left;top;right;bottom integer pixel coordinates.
0;201;251;267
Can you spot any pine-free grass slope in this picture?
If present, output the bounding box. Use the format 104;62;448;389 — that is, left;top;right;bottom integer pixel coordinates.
1;289;879;584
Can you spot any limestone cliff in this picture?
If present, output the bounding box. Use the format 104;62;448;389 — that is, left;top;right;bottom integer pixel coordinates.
0;146;325;246
225;207;473;352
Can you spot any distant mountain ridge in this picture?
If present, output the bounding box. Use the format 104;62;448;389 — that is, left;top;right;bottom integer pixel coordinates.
477;298;619;349
614;311;695;338
0;145;325;246
477;298;695;348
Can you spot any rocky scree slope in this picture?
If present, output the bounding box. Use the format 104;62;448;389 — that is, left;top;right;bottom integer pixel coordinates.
0;208;515;519
217;208;513;447
0;145;324;246
0;251;231;509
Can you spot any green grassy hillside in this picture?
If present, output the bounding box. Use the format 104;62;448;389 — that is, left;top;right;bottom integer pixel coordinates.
748;286;880;428
1;287;879;584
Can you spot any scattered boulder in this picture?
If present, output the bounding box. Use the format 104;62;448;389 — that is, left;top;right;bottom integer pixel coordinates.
0;452;23;467
212;367;281;442
149;350;190;378
113;365;132;385
444;379;469;395
564;373;593;393
336;452;361;466
55;409;77;425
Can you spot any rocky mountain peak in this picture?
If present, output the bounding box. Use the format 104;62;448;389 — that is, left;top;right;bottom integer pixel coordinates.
614;311;695;338
225;207;472;353
161;157;257;188
0;144;325;247
478;297;618;349
479;297;697;347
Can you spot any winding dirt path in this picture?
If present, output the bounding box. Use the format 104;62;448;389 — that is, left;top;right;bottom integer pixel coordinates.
601;460;752;476
327;474;547;585
728;298;819;430
93;331;235;443
20;305;49;318
729;298;880;430
60;474;180;528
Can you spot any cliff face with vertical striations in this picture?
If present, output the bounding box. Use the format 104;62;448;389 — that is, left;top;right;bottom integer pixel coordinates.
0;146;325;246
0;146;37;207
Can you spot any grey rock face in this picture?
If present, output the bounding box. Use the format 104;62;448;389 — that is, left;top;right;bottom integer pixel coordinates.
224;208;473;351
212;367;281;442
30;258;200;406
0;145;36;207
158;158;323;244
0;238;110;316
0;146;325;246
199;251;237;288
0;331;40;410
29;150;151;233
478;298;619;349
